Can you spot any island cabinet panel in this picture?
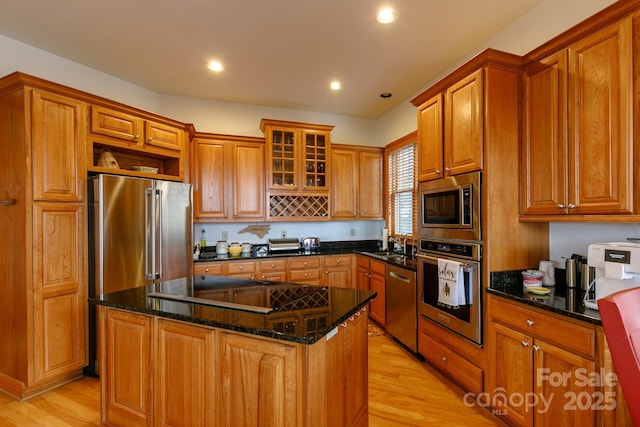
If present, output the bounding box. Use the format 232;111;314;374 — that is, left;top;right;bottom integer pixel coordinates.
219;332;300;427
156;319;216;427
99;305;370;427
101;308;152;427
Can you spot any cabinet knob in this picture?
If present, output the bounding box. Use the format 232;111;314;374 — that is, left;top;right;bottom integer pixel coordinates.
239;266;244;270
147;137;153;142
336;259;341;264
568;203;576;209
557;204;565;209
271;263;275;268
204;268;210;272
441;356;447;362
303;262;308;266
444;167;451;172
526;319;534;326
435;169;441;175
134;134;140;140
533;345;541;352
304;273;308;277
521;341;529;347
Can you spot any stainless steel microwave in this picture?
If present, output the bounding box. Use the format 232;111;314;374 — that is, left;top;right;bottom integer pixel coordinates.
418;171;481;241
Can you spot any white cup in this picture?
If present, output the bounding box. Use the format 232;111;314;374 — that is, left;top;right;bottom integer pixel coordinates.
538;260;555;286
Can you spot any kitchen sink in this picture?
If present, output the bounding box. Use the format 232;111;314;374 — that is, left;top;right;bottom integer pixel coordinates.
361;251;416;270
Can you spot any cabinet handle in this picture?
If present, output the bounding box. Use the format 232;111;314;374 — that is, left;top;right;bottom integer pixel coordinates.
568;203;576;209
204;268;209;272
336;259;341;264
435;169;441;175
533;345;540;352
557;203;565;209
147;137;153;142
444;167;451;172
1;199;17;206
304;273;308;277
526;319;534;326
304;262;308;266
239;266;244;270
441;356;447;362
521;341;529;347
271;263;276;268
133;134;140;140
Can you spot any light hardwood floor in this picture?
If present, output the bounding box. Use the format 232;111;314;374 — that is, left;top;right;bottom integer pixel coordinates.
0;327;504;426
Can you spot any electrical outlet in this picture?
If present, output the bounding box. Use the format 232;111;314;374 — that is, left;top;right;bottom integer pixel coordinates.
281;230;287;238
221;231;228;241
350;228;356;236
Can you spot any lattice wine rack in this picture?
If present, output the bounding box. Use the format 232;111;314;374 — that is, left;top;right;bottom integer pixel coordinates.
269;195;329;218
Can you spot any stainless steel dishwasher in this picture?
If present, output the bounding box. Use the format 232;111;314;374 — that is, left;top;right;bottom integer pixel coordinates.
385;263;417;352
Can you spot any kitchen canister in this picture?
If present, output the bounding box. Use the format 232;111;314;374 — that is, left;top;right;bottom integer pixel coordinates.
538;260;555;286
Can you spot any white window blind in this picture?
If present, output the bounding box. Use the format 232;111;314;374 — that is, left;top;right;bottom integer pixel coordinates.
387;142;416;237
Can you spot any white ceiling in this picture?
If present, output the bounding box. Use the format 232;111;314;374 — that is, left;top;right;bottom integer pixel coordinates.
0;0;542;119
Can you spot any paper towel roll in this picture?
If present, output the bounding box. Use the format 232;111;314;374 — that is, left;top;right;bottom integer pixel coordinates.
382;228;388;250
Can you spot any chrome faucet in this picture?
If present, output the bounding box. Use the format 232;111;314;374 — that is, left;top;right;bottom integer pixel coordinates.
388;236;407;255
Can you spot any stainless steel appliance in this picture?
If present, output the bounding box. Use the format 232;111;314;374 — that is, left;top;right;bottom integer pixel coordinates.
417;239;482;345
268;238;300;254
418;171;481;241
385;264;418;352
301;237;320;252
87;174;192;375
585;242;640;310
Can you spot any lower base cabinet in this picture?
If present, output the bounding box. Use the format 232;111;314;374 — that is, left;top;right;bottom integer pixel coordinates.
486;295;632;427
99;305;368;427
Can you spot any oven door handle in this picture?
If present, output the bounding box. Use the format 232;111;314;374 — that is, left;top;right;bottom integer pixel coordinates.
416;253;477;271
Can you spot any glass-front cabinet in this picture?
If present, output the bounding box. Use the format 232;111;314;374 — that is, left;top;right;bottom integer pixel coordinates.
261;119;333;192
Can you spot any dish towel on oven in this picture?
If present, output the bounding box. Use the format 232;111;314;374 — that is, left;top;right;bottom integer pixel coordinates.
437;258;466;309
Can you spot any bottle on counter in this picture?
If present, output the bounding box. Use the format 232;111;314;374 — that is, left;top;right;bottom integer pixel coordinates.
200;230;207;248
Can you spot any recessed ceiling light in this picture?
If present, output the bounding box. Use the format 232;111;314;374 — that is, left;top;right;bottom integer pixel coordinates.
380;92;393;98
376;7;397;24
330;81;342;91
207;60;224;72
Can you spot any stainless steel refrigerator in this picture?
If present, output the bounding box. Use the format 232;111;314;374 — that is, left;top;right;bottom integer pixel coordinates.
86;174;192;375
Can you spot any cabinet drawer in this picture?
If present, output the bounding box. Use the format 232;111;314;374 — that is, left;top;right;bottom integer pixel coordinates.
193;263;224;276
289;269;322;282
258;259;287;272
420;334;483;395
323;255;353;268
226;261;256;275
490;296;595;358
289;257;321;270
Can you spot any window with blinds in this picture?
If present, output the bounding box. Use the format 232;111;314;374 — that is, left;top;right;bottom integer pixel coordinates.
387;142;416;237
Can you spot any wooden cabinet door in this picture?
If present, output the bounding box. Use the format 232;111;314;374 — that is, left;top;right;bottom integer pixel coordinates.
533;338;596;427
31;90;86;202
266;125;298;190
521;51;568;215
331;148;357;218
355;256;370;291
232;141;265;220
357;150;384;219
219;332;299;427
33;203;86;383
324;255;353;288
444;69;483;176
488;322;533;427
193;138;227;219
368;269;386;326
417;93;444;181
301;130;330;192
102;308;152;427
91;105;144;143
567;17;633;215
156;319;216;426
144;120;182;152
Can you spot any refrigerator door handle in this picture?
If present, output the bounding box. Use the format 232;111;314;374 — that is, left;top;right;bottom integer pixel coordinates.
145;188;156;280
155;188;163;280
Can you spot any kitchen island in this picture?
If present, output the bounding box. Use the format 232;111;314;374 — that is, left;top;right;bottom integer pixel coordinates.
91;275;376;427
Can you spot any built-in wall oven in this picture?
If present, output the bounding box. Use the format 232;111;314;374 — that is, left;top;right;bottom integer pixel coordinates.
417;171;483;345
417;239;482;345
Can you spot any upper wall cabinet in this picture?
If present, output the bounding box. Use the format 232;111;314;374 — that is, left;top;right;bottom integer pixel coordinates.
521;15;636;221
412;50;521;182
192;133;265;222
260;119;334;221
88;105;187;181
331;145;384;220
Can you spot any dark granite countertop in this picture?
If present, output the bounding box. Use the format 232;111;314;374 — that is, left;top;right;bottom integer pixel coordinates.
488;270;601;325
90;275;377;345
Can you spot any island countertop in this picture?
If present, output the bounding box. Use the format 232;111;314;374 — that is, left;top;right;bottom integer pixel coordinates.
90;274;377;345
